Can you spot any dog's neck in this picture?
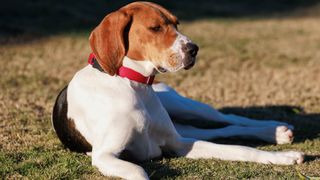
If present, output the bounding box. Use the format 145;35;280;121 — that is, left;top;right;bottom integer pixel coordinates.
122;56;158;77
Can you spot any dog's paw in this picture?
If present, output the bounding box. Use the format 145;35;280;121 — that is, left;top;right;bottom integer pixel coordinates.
259;125;294;144
274;151;304;165
275;126;294;144
261;151;304;165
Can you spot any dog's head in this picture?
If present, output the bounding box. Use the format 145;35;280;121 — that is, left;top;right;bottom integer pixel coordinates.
89;2;199;75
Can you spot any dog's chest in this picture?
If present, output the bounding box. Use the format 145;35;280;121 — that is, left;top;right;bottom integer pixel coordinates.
126;85;173;160
68;66;175;160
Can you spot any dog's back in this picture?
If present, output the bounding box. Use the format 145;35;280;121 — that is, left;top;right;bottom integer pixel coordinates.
52;86;92;153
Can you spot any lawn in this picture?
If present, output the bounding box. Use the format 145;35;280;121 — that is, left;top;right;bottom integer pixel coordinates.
1;0;320;179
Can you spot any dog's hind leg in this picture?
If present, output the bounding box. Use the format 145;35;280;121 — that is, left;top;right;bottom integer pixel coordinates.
220;113;293;129
152;82;225;122
174;123;294;144
152;83;292;128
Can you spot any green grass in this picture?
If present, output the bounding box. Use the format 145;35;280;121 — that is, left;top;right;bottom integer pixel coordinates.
1;1;320;179
0;147;95;179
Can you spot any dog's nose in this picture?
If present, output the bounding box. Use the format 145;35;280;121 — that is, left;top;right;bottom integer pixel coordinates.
186;43;199;57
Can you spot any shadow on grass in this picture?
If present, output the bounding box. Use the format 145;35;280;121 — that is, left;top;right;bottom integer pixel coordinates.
141;160;181;179
1;0;319;44
304;154;320;163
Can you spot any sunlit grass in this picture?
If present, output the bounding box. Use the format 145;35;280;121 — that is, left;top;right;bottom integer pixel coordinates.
1;10;320;180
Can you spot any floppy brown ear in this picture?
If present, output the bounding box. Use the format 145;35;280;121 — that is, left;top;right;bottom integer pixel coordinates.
89;10;131;75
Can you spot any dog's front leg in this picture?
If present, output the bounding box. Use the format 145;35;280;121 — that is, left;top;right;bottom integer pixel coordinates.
92;151;148;180
90;123;149;180
169;137;304;165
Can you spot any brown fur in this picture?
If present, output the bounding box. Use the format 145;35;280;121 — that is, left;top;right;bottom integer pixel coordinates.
89;2;180;75
89;10;131;75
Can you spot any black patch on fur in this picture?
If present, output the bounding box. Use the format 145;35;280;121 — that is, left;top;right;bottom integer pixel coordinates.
52;85;92;153
92;58;104;72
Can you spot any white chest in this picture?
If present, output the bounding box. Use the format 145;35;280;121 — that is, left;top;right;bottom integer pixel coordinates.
126;84;173;160
67;65;176;161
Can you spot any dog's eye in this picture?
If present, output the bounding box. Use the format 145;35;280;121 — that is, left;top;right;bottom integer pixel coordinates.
149;25;162;32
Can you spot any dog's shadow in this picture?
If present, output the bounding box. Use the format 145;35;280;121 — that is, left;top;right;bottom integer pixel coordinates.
141;160;182;179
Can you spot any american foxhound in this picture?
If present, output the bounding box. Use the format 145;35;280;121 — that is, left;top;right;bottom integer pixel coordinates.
52;2;304;179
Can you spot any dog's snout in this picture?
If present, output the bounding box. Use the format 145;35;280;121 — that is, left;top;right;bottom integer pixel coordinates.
186;43;199;57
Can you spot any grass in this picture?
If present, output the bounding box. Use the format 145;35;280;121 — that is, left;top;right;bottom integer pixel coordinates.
1;1;320;179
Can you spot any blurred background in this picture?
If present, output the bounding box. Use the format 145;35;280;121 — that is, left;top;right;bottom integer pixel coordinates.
1;0;320;179
1;0;320;43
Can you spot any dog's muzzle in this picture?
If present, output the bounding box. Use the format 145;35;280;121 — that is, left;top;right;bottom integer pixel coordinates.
183;43;199;70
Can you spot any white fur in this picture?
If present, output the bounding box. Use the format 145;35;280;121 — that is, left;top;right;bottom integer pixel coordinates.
163;31;192;72
122;56;157;76
170;31;191;61
66;63;304;179
124;31;191;74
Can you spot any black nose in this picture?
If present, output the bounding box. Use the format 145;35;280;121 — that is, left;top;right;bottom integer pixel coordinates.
186;43;199;57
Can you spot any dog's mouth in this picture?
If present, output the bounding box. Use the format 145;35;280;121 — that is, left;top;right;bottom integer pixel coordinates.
156;66;168;73
156;58;196;72
184;60;196;70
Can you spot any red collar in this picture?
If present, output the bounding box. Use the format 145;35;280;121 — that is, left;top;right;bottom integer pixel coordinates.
88;53;155;85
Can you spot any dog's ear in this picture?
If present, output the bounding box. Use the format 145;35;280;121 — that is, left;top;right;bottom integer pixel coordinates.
89;10;131;75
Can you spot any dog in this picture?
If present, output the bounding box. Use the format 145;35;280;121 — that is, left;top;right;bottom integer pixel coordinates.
52;2;304;179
